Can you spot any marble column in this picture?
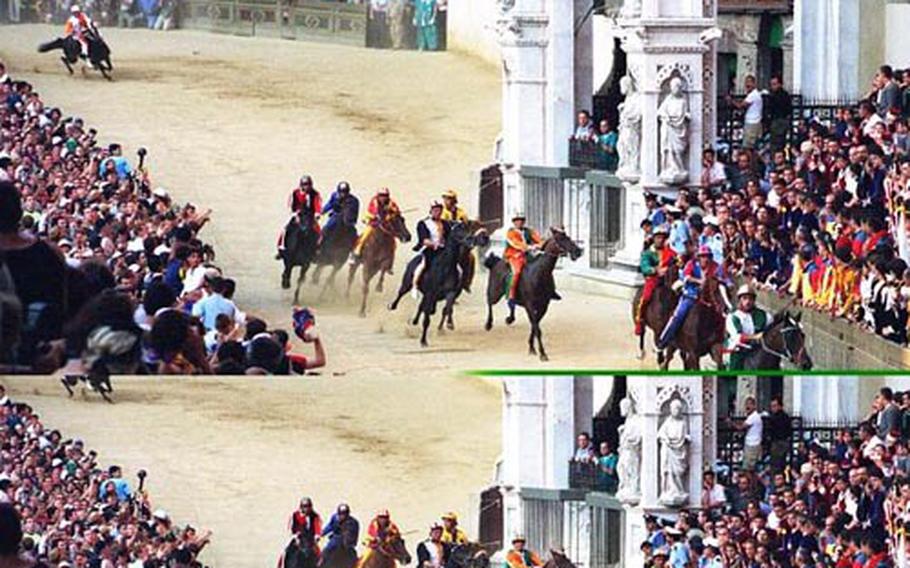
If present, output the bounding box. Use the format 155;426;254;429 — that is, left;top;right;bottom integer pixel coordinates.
733;16;760;91
793;0;861;100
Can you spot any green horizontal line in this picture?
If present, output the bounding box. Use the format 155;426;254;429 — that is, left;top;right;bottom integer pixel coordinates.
465;369;909;377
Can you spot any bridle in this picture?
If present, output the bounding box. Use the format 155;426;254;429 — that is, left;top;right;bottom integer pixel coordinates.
760;321;806;364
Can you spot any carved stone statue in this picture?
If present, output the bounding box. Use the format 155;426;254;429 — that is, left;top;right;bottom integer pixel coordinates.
657;398;690;507
657;76;690;185
615;397;642;504
620;0;641;18
615;75;642;182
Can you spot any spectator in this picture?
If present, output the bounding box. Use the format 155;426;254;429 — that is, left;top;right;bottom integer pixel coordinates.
572;431;596;463
572;110;596;142
729;75;763;150
730;397;763;471
596;441;618;494
766;396;792;471
596;118;618;172
767;75;792;152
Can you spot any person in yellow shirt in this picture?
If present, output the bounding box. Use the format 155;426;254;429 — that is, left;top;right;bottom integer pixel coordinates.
505;536;542;568
440;190;469;223
440;512;468;545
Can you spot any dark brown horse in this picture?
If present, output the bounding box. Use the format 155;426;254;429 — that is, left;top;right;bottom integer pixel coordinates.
484;228;583;361
633;263;727;370
347;214;411;317
740;310;813;370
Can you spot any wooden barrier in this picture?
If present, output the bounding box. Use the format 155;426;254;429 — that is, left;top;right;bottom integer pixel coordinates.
178;0;367;45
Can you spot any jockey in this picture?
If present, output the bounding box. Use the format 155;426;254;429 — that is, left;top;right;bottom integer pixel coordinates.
65;5;96;61
440;512;468;545
352;188;401;261
656;245;728;350
289;497;324;555
322;181;360;235
504;212;542;309
320;503;360;558
724;284;772;370
441;189;476;293
417;524;450;568
277;175;322;257
505;536;543;568
440;190;468;223
365;510;401;550
635;225;676;336
412;201;449;291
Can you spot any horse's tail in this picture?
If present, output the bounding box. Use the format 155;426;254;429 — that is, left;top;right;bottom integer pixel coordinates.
38;38;65;53
483;253;501;270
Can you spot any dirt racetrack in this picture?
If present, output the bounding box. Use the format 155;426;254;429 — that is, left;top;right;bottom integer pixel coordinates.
0;24;646;565
4;376;502;566
0;24;648;372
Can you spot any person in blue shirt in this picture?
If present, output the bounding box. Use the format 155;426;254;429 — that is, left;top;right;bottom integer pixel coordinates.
191;277;237;330
321;503;360;561
645;193;667;227
667;207;689;256
665;528;689;568
98;465;131;502
698;216;724;264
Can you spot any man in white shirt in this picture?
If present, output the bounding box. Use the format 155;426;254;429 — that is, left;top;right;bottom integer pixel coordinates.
701;470;727;512
730;75;763;149
732;396;763;470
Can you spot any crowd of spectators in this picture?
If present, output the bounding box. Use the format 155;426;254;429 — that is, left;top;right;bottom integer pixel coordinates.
633;65;910;346
365;0;447;51
0;64;327;375
636;389;910;568
0;384;212;566
1;0;175;30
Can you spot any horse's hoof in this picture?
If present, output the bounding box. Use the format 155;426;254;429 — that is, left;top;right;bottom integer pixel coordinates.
387;302;396;311
281;280;290;290
505;316;516;325
421;340;428;348
484;322;492;331
636;350;645;360
446;321;454;331
540;353;549;362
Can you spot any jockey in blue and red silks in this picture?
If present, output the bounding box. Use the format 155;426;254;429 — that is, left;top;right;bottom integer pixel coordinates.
656;244;730;350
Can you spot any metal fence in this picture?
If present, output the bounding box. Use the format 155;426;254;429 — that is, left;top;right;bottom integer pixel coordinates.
518;488;623;568
178;0;367;44
520;167;573;234
568;139;617;172
478;164;504;229
715;93;858;153
587;172;623;269
715;414;855;482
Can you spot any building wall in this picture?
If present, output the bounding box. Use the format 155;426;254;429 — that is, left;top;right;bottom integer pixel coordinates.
859;0;888;92
885;4;910;69
446;0;500;67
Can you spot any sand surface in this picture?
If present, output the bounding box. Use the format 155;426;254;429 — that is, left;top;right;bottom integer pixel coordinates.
0;24;647;565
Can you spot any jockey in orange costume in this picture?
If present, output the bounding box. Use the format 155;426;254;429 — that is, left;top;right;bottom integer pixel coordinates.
504;212;542;308
64;6;95;60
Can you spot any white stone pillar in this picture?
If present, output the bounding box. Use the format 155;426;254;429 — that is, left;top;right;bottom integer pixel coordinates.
545;0;574;167
793;0;861;100
790;375;861;423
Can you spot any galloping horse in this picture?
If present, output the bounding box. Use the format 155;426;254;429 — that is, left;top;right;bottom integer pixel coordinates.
356;535;412;568
740;310;813;370
633;262;679;365
542;550;577;568
280;536;320;568
280;213;320;304
387;222;477;347
347;213;411;317
484;228;583;361
312;219;359;300
38;30;113;80
446;544;489;568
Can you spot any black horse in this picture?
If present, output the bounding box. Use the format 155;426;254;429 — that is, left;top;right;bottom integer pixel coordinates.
280;213;320;304
319;522;360;568
446;544;489;568
484;228;583;361
740;310;813;370
280;536;320;568
388;222;476;347
311;219;359;300
38;30;113;80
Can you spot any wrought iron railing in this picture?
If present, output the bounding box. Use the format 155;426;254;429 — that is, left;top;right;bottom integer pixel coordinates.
568;138;618;172
178;0;366;44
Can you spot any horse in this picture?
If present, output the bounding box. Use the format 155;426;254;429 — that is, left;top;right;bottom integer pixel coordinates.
38;30;113;80
446;543;489;568
387;222;477;346
633;263;729;370
542;550;576;568
633;262;679;367
280;536;320;568
280;213;321;304
739;310;813;370
356;535;412;568
347;214;411;317
484;228;583;361
320;544;358;568
60;373;114;403
311;220;359;300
